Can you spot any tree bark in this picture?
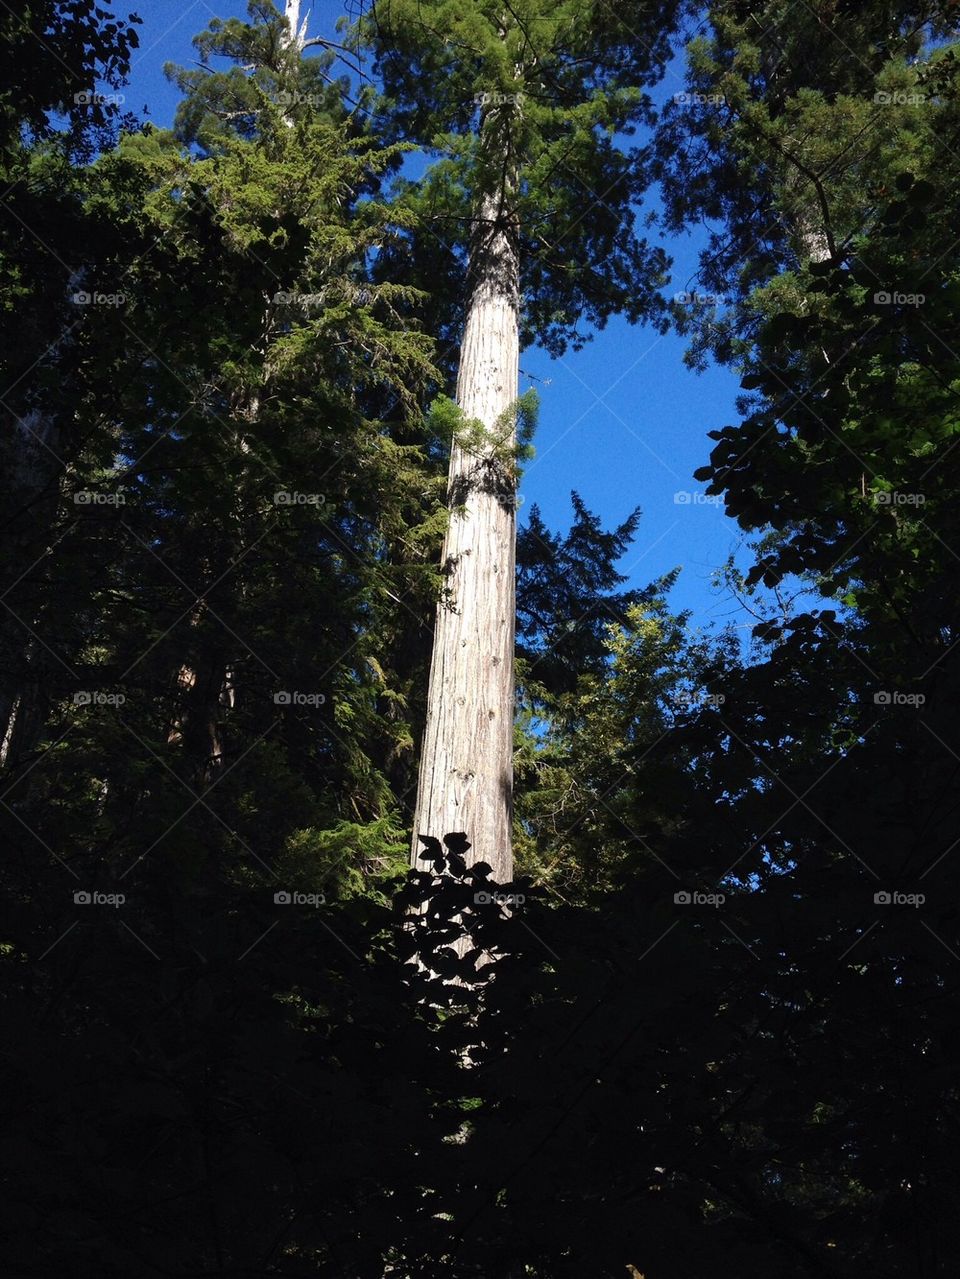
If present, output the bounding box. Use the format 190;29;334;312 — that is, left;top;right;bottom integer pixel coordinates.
283;0;306;51
411;181;520;884
0;409;65;767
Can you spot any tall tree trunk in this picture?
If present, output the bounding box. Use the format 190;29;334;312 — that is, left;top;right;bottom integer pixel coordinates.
283;0;306;50
411;181;520;883
0;408;65;766
180;646;228;789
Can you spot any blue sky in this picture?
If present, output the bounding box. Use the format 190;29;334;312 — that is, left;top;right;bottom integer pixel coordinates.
120;0;756;638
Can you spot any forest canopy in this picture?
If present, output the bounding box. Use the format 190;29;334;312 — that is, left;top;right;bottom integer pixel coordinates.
1;1;959;1275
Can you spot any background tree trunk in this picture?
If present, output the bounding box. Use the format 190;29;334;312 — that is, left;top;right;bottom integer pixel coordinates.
411;185;520;883
0;409;66;768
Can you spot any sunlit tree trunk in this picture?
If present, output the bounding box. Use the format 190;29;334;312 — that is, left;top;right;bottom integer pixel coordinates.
411;169;520;884
283;0;307;50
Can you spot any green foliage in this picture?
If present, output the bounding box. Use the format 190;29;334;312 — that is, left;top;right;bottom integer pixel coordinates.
427;386;538;478
0;0;141;161
275;817;410;901
359;0;677;353
5;1;960;1275
164;0;344;151
0;1;446;913
643;5;960;1269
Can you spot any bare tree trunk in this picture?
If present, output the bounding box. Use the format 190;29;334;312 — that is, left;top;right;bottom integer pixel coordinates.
0;408;65;766
283;0;306;50
795;210;831;263
411;183;520;884
181;647;229;788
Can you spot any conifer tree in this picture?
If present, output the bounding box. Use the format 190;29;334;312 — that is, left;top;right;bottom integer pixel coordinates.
1;0;445;904
0;0;140;765
362;0;676;878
